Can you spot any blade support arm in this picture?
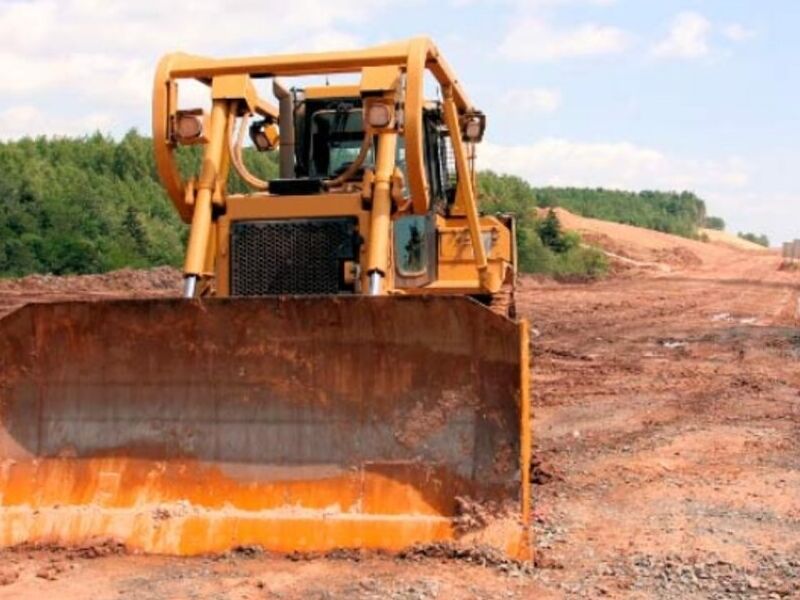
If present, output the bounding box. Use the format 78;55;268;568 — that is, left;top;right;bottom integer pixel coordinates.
365;132;398;295
183;99;230;295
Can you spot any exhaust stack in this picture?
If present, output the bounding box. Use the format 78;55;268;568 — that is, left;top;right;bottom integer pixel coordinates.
273;79;295;179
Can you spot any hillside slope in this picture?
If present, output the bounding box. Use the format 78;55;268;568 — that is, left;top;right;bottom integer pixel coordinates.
548;207;778;275
700;227;772;252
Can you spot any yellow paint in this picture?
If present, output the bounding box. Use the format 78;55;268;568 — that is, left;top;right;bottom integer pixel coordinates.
304;85;361;99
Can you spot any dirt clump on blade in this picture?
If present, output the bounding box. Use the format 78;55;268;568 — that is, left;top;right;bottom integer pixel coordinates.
453;496;511;534
394;390;469;449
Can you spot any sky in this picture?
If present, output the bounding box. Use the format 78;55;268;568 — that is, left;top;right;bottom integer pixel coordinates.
0;0;797;243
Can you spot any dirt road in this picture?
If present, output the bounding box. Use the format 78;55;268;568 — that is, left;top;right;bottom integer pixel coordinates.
522;253;800;598
1;226;799;598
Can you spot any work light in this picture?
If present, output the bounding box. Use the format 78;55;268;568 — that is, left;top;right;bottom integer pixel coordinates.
366;103;392;128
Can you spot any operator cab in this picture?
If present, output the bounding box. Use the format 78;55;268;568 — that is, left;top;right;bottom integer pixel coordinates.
263;86;457;215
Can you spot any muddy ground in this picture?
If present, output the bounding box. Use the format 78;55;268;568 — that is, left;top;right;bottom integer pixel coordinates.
1;240;799;598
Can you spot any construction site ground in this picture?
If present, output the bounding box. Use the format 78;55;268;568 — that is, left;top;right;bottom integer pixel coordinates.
1;211;799;599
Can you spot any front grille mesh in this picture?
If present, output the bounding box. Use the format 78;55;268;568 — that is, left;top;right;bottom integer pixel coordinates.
230;218;358;296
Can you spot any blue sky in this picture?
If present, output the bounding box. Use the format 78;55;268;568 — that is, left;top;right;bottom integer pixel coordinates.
0;0;797;243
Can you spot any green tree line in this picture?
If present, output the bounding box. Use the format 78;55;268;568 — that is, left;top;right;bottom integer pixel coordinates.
0;131;275;276
531;185;718;239
0;133;737;279
737;232;770;247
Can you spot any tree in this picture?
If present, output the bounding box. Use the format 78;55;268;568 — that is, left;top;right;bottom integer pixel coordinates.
123;206;147;252
0;132;281;277
703;216;726;230
537;209;575;253
477;173;606;278
737;232;770;247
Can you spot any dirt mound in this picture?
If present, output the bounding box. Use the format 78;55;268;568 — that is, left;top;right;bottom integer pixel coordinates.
651;246;703;268
0;266;181;294
0;266;181;318
544;207;741;273
700;227;773;252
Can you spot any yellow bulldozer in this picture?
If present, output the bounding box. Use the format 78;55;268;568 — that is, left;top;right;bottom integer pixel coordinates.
0;38;532;559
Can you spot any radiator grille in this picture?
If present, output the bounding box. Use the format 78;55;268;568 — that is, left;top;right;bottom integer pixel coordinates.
230;218;359;296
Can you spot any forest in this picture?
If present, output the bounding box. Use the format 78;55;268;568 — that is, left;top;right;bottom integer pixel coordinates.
531;184;714;239
0;131;274;277
0;133;737;278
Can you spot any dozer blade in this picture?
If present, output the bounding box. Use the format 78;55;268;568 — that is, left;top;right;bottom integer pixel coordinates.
0;296;531;558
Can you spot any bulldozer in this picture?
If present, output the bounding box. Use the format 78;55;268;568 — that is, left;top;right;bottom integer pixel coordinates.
0;38;532;559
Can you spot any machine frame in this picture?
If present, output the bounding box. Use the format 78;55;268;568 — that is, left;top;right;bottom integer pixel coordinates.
152;37;516;300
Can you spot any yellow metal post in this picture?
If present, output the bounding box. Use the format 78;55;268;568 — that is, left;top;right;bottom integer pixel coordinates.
365;132;398;295
441;87;494;292
183;99;229;297
404;38;430;213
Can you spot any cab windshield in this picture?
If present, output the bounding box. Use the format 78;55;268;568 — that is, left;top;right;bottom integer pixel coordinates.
306;105;407;184
309;108;372;178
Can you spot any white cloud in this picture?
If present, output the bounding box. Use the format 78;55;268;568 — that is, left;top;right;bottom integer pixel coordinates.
651;11;711;60
481;137;800;245
0;0;400;117
513;0;616;6
500;88;562;113
0;0;421;139
721;23;756;43
479;138;749;192
453;0;616;7
0;53;150;108
499;18;630;61
0;105;113;140
0;0;383;57
282;30;362;53
0;2;55;52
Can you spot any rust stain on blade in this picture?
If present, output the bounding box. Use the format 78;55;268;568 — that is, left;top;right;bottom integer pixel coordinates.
0;296;530;558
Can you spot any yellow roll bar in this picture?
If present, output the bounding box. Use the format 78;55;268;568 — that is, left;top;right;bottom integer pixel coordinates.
152;37;476;223
152;37;497;296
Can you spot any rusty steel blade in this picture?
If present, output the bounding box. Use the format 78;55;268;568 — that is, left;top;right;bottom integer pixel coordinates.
0;296;530;557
